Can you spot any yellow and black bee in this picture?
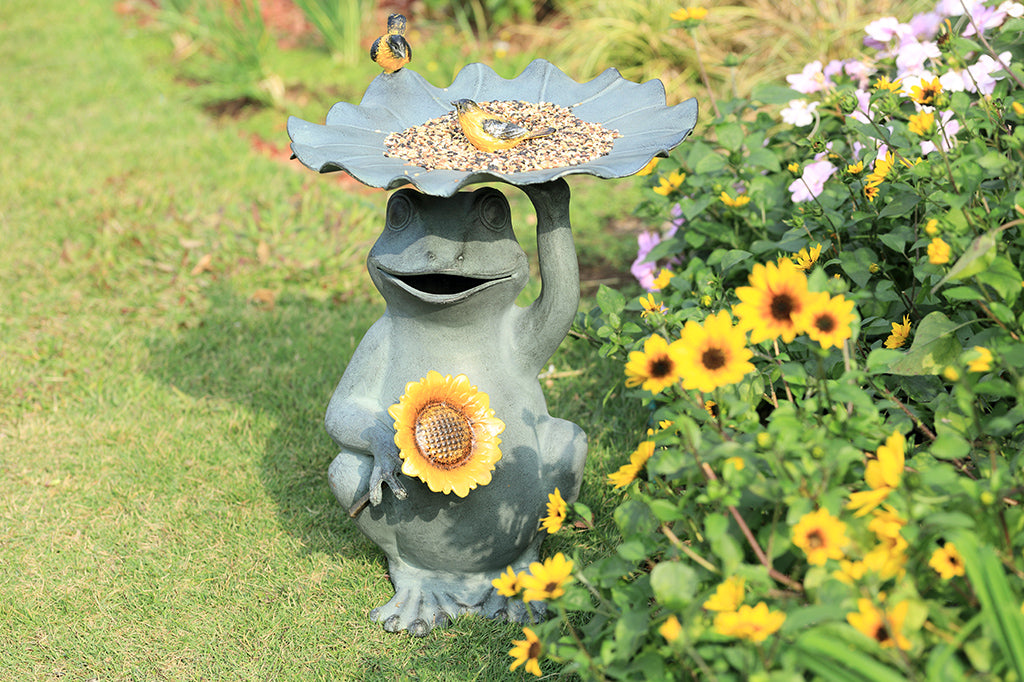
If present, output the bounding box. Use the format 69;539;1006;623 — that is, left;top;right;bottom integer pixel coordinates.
370;14;412;74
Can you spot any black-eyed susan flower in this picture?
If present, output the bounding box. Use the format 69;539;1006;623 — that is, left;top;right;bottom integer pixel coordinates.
734;260;811;343
929;542;965;579
909;76;942;106
967;346;994;373
607;440;655;489
520;552;574;603
671;6;708;22
677;310;755;392
719;190;751;208
540;487;567;534
492;565;524;597
388;371;505;497
639;292;668;318
795;291;856;350
884;315;912;349
713;602;786;643
651;268;674;291
792;508;849;565
625;334;686;394
508;626;543;677
846;430;906;517
908;110;935;136
652;170;686;196
792;243;822;271
846;160;865;175
847;598;912;650
873;75;903;93
702;576;745;612
927;237;950;264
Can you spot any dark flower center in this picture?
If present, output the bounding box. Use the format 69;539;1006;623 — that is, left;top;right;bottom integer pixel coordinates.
528;640;541;658
874;623;890;643
649;355;673;378
815;314;836;333
414;402;473;469
807;529;825;549
702;347;727;371
770;293;796;321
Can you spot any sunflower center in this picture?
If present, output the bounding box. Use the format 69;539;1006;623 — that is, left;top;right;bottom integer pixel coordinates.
874;623;890;644
815;314;836;333
770;293;795;321
806;529;825;549
528;640;541;659
649;355;674;379
414;402;474;469
701;347;727;371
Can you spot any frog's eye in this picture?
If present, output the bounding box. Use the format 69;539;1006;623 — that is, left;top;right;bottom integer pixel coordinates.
387;193;414;231
476;189;510;232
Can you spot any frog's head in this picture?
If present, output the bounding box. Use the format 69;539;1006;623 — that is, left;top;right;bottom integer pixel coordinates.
367;187;529;312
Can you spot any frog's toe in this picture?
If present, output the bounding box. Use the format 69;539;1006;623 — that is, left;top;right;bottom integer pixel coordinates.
370;585;460;637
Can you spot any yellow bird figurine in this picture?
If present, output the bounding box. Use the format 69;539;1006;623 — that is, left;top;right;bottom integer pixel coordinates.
370;14;412;74
451;99;556;152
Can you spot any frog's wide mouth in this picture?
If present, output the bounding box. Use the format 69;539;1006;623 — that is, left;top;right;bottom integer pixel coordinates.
375;267;514;303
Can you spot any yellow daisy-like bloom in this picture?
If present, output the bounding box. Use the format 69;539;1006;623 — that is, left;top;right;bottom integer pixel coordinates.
607;440;655;489
639;293;667;318
908;110;935;137
910;76;942;106
847;598;912;650
719;190;751;208
713;602;786;643
795;291;856;350
924;218;940;235
625;334;686;394
659;615;683;642
967;346;994;373
873;75;903;93
651;268;674;290
520;552;574;603
671;6;708;22
653;170;686;196
1013;101;1024;116
493;565;524;597
929;542;965;579
847;160;865;174
725;456;745;471
508;627;543;677
864;184;880;202
389;371;505;497
788;161;801;174
792;508;849;565
792;243;822;271
884;315;912;349
834;558;869;585
636;157;660;176
847;430;906;517
703;576;745;612
734;260;811;343
928;237;950;264
540;487;567;534
677;310;755;393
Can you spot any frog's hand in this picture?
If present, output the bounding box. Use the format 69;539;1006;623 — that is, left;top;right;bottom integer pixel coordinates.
367;424;407;506
519;179;579;369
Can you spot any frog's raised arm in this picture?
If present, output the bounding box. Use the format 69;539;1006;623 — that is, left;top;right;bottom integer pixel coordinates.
518;179;579;371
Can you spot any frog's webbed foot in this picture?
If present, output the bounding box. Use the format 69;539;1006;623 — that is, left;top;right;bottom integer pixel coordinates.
481;589;547;625
370;583;465;637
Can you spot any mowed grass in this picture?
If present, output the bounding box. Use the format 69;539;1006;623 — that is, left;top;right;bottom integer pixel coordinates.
0;1;646;679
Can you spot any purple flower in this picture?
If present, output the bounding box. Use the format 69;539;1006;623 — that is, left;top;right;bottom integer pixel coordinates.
789;159;837;203
920;110;960;155
895;39;941;76
864;17;912;50
963;52;1013;94
631;223;681;291
908;11;943;39
787;61;831;94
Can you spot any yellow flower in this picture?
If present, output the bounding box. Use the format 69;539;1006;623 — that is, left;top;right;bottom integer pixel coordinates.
636;157;660;176
910;76;942;106
625;333;687;394
671;6;708;22
651;268;674;291
925;218;940;235
720;190;751;208
725;456;745;471
520;552;574;603
493;565;524;597
659;615;683;642
873;75;903;93
869;263;881;274
788;162;801;174
653;170;686;196
677;310;755;393
847;430;906;517
508;627;543;677
703;576;745;612
908;111;935;137
607;440;655;489
967;346;993;373
795;292;856;350
900;156;923;169
865;150;895;190
847;598;912;650
864;184;880;202
1013;101;1024;117
929;542;965;579
846;160;865;174
639;293;667;317
792;243;822;271
792;508;849;565
389;372;505;497
834;559;869;585
884;315;912;349
733;260;812;343
540;487;567;534
713;602;786;643
928;237;950;264
943;365;961;382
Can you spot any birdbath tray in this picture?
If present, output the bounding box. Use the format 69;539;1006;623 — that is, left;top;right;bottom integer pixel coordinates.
287;58;698;197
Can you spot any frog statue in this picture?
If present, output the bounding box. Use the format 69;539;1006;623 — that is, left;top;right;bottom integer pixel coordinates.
325;179;588;636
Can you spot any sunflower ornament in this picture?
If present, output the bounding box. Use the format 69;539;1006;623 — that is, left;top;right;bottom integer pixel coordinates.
388;371;505;497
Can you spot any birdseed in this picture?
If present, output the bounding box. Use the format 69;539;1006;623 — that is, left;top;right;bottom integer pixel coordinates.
384;100;621;173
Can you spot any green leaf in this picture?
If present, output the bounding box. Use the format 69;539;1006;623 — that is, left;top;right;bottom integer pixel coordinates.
649;561;697;611
596;284;626;317
715;122;744;152
976;256;1022;305
879;195;920;221
866;311;961;375
793;625;907;682
932;231;997;292
752;83;802;104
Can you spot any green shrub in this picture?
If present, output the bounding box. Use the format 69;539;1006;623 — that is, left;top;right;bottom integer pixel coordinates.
505;3;1024;679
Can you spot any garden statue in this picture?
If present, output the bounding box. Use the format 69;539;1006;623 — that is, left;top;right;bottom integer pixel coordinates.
288;49;697;635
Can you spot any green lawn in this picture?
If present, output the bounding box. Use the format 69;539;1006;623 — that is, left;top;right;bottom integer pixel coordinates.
1;1;645;679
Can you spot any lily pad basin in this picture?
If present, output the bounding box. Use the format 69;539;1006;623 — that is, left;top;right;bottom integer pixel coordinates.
287;59;698;197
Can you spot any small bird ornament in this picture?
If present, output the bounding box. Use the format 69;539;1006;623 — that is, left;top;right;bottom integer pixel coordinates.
370;14;412;74
451;99;556;153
